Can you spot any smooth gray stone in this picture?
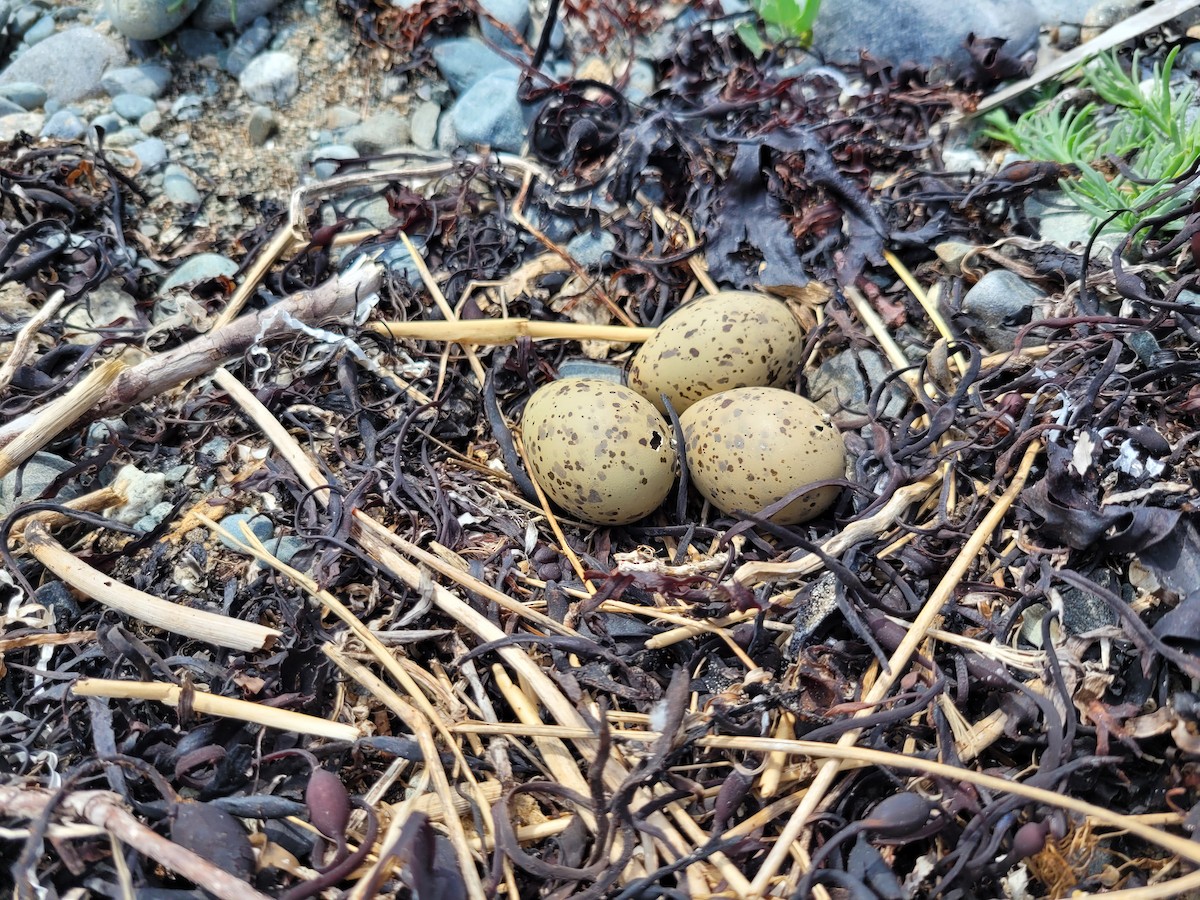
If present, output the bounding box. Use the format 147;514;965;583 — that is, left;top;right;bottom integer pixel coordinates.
0;452;76;516
246;104;275;145
431;37;519;93
93;111;124;133
218;511;274;550
812;0;1040;78
566;230;616;269
177;27;226;58
409;100;439;150
40;108;85;140
323;104;360;130
0;27;127;104
199;436;231;461
101;64;171;98
163;171;201;205
188;0;282;31
0;81;46;109
224;16;271;76
960;269;1046;351
479;0;529;49
343;109;408;154
130;136;167;169
808;347;908;421
238;50;298;105
0;96;24;116
24;15;55;45
160;252;237;291
105;0;200;40
170;93;204;121
624;59;656;103
112;92;156;121
310;143;359;179
10;4;42;36
443;69;524;152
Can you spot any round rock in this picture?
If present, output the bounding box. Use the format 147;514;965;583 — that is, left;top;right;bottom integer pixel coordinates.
101;64;171;98
0;82;47;110
0;27;127;104
238;51;298;105
105;0;201;40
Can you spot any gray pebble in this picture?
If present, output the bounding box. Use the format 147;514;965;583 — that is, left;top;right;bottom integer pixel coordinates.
238;50;298;105
112;92;156;121
218;511;274;550
170;93;204;121
177;27;226;58
91;111;124;133
263;535;306;567
409;100;439;150
101;64;171;98
960;269;1047;351
479;0;530;50
24;16;56;46
105;0;201;40
160;252;237;291
624;59;656;103
309;143;359;179
809;347;908;422
104;126;146;147
0;96;24;116
0;452;76;516
40;108;86;141
247;104;275;145
566;230;616;269
323;104;360;130
138;108;161;133
35;581;80;625
130;136;167;170
431;37;519;93
199;436;231;461
224;16;272;76
443;69;525;152
163;169;201;205
813;0;1039;79
0;27;127;105
188;0;282;31
344;108;408;154
135;500;176;533
10;5;43;37
0;81;45;110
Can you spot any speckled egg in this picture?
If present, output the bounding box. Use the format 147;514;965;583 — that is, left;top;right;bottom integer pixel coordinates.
681;387;844;524
627;291;806;415
521;378;678;525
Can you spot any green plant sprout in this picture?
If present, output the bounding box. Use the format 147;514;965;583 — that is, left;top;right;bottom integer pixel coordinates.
982;46;1200;236
736;0;821;57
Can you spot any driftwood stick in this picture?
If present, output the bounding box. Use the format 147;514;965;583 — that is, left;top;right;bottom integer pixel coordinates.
72;678;358;741
0;261;383;451
23;521;281;652
0;785;272;900
0;288;66;393
0;359;126;479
